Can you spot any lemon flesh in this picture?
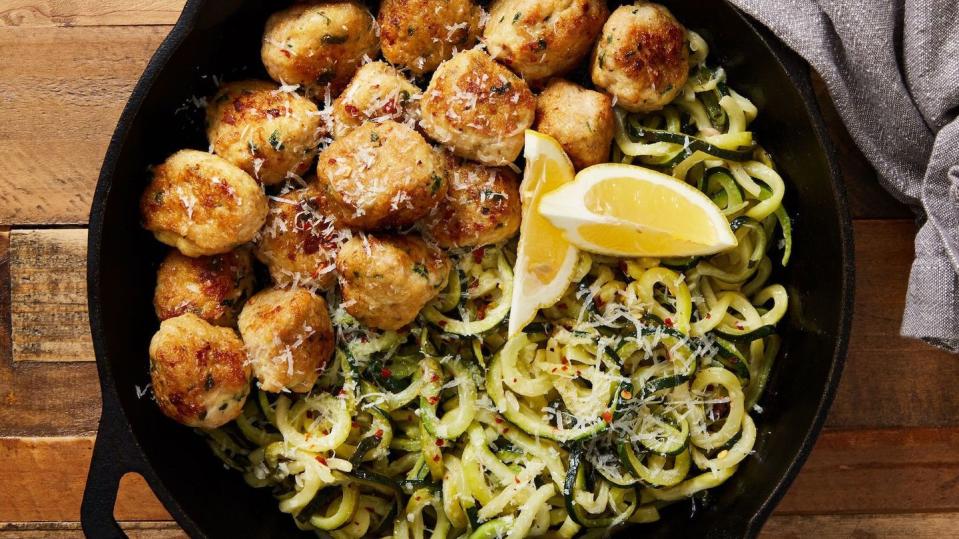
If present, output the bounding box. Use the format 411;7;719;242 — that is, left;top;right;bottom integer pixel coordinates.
508;131;579;337
538;163;737;258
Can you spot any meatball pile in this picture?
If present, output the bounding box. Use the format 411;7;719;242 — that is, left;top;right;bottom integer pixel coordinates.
140;0;692;428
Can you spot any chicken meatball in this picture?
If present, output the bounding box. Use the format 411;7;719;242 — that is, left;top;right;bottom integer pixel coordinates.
140;150;269;257
420;49;536;165
591;2;689;112
336;234;450;330
422;153;522;248
238;287;335;393
154;248;255;327
261;1;380;96
255;182;346;290
331;62;422;138
378;0;483;76
534;79;615;169
206;80;322;185
317;120;448;229
149;314;251;428
484;0;608;81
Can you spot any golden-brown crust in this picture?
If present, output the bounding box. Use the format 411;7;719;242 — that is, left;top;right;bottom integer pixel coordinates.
149;314;251;428
331;62;422;138
378;0;483;76
154;248;255;327
139;150;269;257
422;153;522;248
317;120;448;229
534;78;615;170
237;287;335;393
420;49;536;165
484;0;608;81
591;2;689;112
206;79;322;185
254;181;345;290
261;1;380;96
336;234;450;330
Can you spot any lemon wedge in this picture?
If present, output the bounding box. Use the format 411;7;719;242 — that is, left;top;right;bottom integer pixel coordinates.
508;131;579;337
538;163;738;258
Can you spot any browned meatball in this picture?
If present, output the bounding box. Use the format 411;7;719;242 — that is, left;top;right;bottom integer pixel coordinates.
484;0;608;81
206;80;322;185
254;181;346;290
591;2;689;112
534;78;615;169
149;314;251;428
238;287;335;393
378;0;483;76
140;150;269;257
331;61;422;138
317;120;448;229
153;248;255;327
420;49;536;165
261;1;380;96
422;153;522;248
336;234;450;330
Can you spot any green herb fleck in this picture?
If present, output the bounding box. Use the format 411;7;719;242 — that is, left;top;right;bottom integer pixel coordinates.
407;25;416;36
491;80;512;94
536;38;547;51
322;34;348;44
399;90;411;103
205;373;215;390
513;12;521;23
268;130;284;151
153;190;164;204
598;53;606;69
370;131;380;142
412;263;429;278
248;140;259;155
430;174;443;194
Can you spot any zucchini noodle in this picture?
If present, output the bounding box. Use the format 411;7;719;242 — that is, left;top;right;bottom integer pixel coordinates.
201;29;792;538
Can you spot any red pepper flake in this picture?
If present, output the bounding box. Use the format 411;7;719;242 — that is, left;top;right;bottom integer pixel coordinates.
344;104;359;117
380;367;393;378
736;323;744;330
315;455;327;465
551;367;558;373
428;396;440;405
432;454;441;462
503;427;510;433
561;356;569;365
280;49;291;58
602;410;613;424
621;389;633;400
374;429;384;438
557;302;567;310
435;439;444;447
430;373;440;383
493;417;504;424
472;247;486;263
514;477;520;484
438;320;447;327
664;318;674;328
328;158;336;165
705;313;712;319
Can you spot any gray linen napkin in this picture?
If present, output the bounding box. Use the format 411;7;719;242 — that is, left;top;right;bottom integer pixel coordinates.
727;0;959;351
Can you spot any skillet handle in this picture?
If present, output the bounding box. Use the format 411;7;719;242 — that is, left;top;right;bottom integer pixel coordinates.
81;395;140;539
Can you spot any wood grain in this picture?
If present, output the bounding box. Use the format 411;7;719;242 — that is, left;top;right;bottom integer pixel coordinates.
9;228;92;362
0;437;171;522
0;1;184;26
0;228;101;437
0;26;169;225
762;513;959;538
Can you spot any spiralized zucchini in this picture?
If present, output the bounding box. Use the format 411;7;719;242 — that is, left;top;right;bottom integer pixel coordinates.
201;30;791;538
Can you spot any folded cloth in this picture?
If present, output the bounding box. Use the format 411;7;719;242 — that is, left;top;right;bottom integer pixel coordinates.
728;0;959;351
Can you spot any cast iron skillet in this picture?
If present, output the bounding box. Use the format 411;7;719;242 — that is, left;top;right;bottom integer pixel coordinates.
82;1;854;537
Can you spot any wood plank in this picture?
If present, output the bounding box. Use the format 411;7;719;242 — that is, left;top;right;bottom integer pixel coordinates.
9;228;92;362
0;26;170;225
826;220;959;429
777;427;959;515
0;227;102;437
809;74;913;220
0;1;183;27
762;513;959;538
0;437;171;522
0;522;184;538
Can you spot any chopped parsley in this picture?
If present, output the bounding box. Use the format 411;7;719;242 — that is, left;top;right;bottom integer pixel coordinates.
268;130;284;151
321;34;348;44
412;263;429;278
430;174;444;194
370;131;380;142
513;12;521;23
491;80;512;95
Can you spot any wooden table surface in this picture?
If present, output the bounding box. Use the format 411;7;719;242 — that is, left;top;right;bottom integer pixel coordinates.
1;2;957;537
